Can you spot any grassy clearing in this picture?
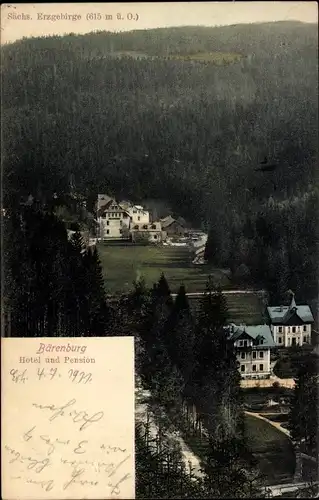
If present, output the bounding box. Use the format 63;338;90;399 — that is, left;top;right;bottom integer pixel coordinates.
98;243;231;294
225;293;265;325
244;414;295;485
110;50;243;65
169;51;243;64
98;243;265;324
189;292;265;326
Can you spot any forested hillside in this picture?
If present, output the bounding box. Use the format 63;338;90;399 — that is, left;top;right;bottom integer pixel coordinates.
2;22;318;300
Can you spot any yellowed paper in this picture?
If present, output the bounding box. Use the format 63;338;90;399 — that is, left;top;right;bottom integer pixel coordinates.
1;337;135;500
1;2;317;45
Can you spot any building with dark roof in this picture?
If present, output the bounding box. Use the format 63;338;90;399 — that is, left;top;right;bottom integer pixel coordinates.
226;323;275;379
160;215;186;236
267;293;314;347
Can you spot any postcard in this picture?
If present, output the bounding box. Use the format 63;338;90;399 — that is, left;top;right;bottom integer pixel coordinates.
1;2;318;499
1;337;135;500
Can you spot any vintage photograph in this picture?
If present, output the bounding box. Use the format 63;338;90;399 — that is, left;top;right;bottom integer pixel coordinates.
1;2;318;498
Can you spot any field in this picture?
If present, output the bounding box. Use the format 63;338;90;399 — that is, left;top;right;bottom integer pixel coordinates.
189;292;265;325
111;50;243;65
98;243;265;324
178;414;295;486
222;293;265;325
244;415;295;485
98;243;231;294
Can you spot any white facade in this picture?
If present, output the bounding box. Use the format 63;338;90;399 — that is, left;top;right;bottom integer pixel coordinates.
98;201;131;240
267;295;314;348
234;338;271;379
271;324;311;347
128;205;150;225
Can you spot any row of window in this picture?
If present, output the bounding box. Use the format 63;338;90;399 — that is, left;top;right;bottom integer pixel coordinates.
133;224;157;230
277;336;309;345
277;325;307;333
101;212;129;218
238;339;264;347
240;351;264;360
241;364;264;372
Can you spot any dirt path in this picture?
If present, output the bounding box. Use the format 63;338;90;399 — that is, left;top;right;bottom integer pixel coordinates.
244;410;291;436
135;377;204;478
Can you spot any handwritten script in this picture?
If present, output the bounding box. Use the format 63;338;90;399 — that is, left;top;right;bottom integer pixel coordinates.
1;337;135;499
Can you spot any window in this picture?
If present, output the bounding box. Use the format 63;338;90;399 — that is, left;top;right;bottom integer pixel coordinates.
252;365;257;372
119;229;122;234
303;336;307;343
120;220;122;226
278;326;283;333
102;213;106;219
238;340;243;347
123;213;128;218
292;327;296;333
133;210;137;214
288;327;291;333
138;216;140;221
240;365;245;373
259;338;264;345
106;229;109;235
253;351;257;359
143;225;148;229
106;221;109;226
240;352;246;360
303;325;307;332
154;235;158;239
151;224;156;229
278;336;282;344
259;351;264;359
260;364;264;371
243;340;248;347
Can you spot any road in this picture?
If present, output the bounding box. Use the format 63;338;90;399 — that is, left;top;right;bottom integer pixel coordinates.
171;289;266;298
265;480;319;496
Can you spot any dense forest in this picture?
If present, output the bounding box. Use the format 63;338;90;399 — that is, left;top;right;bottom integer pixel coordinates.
2;22;318;302
2;22;318;498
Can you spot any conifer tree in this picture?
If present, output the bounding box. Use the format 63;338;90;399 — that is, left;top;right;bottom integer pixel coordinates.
82;246;108;336
288;355;318;453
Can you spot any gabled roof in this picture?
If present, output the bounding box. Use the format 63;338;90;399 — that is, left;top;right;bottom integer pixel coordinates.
97;200;131;217
227;324;275;348
267;294;314;324
97;199;114;216
176;216;187;227
97;194;112;204
160;215;176;228
119;200;132;210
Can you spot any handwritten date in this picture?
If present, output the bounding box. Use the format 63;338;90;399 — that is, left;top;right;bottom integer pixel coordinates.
9;367;93;384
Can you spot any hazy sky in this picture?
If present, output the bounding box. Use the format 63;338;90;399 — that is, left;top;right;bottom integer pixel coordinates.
1;2;317;45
